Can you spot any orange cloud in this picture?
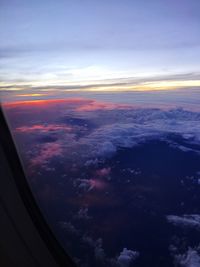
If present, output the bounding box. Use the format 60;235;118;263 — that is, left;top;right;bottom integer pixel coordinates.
3;97;132;113
3;98;91;108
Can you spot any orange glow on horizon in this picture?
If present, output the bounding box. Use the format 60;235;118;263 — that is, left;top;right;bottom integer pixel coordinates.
16;93;47;97
1;78;199;99
2;97;133;113
2;98;87;107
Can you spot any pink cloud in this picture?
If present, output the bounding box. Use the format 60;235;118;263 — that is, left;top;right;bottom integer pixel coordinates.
77;178;108;191
15;124;72;133
30;142;63;167
75;100;130;112
4;98;132;112
88;179;107;190
96;167;111;177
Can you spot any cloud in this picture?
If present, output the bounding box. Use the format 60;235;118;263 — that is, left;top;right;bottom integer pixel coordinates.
84;158;99;167
75;207;91;220
94;238;106;262
96;167;111;177
1;72;200;103
74;178;108;192
81;235;106;260
167;214;200;230
58;221;79;235
81;234;139;266
78;107;200;159
30;142;63;167
174;247;200;267
15;124;72;133
117;248;139;267
6;99;200;171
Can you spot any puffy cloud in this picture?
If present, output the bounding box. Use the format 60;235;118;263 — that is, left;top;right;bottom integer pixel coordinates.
174;247;200;267
94;238;106;262
167;214;200;230
7;99;200;170
58;221;79;235
75;107;200;160
81;235;139;266
117;248;139;267
84;158;99;167
81;235;106;261
30;142;63;167
76;207;91;220
83;235;130;267
74;178;108;192
96;167;111;177
96;141;117;157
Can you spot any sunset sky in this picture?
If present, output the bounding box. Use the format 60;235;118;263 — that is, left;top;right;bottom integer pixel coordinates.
2;3;200;264
0;0;200;101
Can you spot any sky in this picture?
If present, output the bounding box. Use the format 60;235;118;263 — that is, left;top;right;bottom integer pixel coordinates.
0;0;200;101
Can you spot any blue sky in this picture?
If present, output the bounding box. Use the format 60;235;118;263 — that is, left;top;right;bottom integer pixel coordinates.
0;0;200;100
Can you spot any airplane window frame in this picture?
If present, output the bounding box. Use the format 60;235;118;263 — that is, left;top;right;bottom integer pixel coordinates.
0;105;77;267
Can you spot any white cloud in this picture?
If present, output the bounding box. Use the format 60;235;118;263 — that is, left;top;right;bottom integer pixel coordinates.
167;214;200;230
84;158;99;167
117;248;139;267
74;107;200;160
175;247;200;267
81;235;139;266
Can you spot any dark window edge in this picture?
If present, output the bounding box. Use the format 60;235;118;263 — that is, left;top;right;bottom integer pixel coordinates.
0;105;77;267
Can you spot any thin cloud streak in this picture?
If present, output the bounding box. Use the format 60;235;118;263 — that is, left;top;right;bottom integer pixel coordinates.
1;72;200;102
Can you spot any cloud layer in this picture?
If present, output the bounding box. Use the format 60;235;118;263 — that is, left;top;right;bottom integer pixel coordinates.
4;97;200;266
5;98;200;170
